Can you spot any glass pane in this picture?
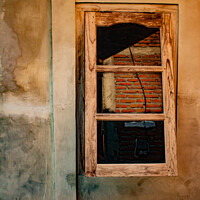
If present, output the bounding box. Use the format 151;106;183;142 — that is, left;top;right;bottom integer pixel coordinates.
97;24;161;66
97;72;163;113
97;121;165;164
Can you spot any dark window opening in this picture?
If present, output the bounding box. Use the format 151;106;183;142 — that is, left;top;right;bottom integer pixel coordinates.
97;23;161;66
97;121;165;164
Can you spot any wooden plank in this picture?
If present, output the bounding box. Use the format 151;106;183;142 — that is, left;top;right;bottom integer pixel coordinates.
76;9;85;173
81;7;178;178
171;10;178;103
85;12;97;177
161;13;178;176
96;113;165;121
96;65;163;72
76;3;178;13
96;12;161;27
96;164;168;177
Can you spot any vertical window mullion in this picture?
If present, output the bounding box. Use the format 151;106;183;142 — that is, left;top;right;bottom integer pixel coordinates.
161;13;177;176
85;12;97;177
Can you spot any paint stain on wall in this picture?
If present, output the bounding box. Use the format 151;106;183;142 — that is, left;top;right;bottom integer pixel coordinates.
65;173;76;188
0;0;50;102
0;115;53;200
0;20;21;92
0;1;53;199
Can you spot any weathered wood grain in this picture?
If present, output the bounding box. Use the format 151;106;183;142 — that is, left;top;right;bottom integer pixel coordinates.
85;12;97;177
96;164;168;177
76;3;178;13
96;12;162;27
96;65;163;72
161;13;178;176
82;7;178;177
76;8;85;173
96;113;165;121
171;11;178;103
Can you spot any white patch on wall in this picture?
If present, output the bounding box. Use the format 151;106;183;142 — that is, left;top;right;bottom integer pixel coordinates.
0;94;50;119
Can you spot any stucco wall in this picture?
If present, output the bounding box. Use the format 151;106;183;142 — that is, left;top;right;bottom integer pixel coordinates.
52;0;76;199
0;0;53;199
0;0;200;200
76;0;200;200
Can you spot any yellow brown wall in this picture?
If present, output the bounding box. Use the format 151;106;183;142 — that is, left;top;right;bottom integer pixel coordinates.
0;0;53;199
0;0;200;199
76;0;200;200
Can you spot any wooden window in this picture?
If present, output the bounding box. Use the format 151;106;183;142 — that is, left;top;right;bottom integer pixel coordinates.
77;4;178;177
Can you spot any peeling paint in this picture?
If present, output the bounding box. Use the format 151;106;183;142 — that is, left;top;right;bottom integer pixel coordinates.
0;0;200;199
0;20;21;92
0;1;52;199
0;0;51;103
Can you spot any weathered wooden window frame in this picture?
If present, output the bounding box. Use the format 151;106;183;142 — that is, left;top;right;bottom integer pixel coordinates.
76;3;178;177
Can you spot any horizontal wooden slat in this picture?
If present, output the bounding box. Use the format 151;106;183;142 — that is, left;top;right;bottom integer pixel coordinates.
96;12;161;27
76;3;178;13
96;113;165;121
96;164;168;177
96;65;163;72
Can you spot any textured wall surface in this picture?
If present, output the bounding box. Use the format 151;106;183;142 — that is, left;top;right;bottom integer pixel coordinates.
0;0;53;199
0;0;200;199
77;0;200;200
0;116;52;199
52;0;76;199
